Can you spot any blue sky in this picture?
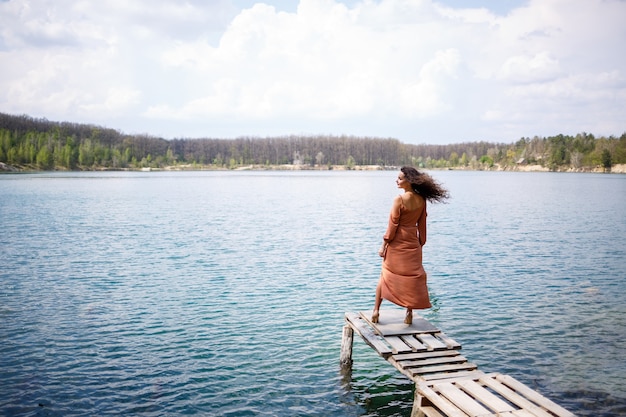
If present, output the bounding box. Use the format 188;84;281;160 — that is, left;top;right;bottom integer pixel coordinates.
234;0;527;15
0;0;624;144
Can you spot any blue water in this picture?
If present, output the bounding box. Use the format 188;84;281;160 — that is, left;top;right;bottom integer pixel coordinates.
1;170;624;417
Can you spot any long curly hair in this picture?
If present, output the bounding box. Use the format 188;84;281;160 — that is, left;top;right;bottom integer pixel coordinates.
401;166;450;203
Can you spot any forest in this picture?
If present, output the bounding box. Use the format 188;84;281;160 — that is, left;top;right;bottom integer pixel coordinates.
1;112;624;172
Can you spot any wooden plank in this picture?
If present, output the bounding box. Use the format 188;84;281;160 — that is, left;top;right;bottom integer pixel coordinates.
480;375;554;417
387;356;421;381
385;317;440;335
511;410;540;417
416;384;469;417
436;381;492;416
421;370;485;382
400;354;468;368
436;332;462;349
456;379;516;413
359;310;440;335
421;370;485;383
345;312;393;357
394;350;462;361
408;362;478;376
386;336;413;353
496;375;576;417
418;406;445;417
400;335;428;351
416;333;448;350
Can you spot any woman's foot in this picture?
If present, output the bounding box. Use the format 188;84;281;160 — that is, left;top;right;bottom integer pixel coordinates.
371;310;380;323
404;309;413;325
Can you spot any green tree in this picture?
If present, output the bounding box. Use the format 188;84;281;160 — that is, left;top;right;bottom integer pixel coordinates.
506;149;517;165
616;133;626;164
601;149;612;171
573;132;595;154
64;138;78;169
124;148;132;165
449;152;459;166
36;146;53;169
548;134;569;167
479;155;494;167
79;139;94;166
165;148;175;166
460;153;468;167
0;129;12;161
26;142;36;164
111;148;122;168
7;146;17;164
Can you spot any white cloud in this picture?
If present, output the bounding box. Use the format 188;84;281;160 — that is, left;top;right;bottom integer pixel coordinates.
395;48;462;117
0;0;624;143
499;52;562;84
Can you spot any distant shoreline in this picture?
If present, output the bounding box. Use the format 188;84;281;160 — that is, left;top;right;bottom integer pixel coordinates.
2;161;625;174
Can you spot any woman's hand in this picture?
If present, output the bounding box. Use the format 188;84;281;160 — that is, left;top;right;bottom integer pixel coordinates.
378;242;388;257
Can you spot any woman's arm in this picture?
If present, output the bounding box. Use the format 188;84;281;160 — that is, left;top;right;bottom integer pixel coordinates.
383;195;403;242
418;201;427;246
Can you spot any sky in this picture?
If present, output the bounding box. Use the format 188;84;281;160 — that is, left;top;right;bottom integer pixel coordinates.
0;0;624;145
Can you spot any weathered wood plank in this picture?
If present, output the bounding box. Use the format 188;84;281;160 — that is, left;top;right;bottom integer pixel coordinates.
408;362;478;377
394;350;462;361
480;410;535;417
510;410;541;417
416;406;445;417
436;381;492;416
400;335;428;351
480;375;554;417
416;384;469;417
400;354;469;368
345;312;392;357
456;379;516;413
496;374;576;417
386;336;414;353
436;332;462;349
420;370;485;382
416;333;448;350
359;310;440;335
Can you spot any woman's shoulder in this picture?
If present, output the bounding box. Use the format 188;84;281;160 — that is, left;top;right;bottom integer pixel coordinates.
402;193;425;211
390;195;403;210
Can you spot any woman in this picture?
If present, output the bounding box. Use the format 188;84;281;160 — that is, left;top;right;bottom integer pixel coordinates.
372;166;449;325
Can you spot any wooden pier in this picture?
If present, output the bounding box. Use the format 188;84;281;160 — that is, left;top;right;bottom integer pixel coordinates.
340;310;576;417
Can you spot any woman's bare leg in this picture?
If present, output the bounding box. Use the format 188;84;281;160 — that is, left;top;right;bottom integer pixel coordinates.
372;280;383;323
404;308;413;325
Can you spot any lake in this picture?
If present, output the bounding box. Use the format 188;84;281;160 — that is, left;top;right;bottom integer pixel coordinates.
1;170;624;416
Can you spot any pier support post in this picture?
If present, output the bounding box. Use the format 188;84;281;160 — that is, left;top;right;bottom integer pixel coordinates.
339;324;354;367
411;388;425;417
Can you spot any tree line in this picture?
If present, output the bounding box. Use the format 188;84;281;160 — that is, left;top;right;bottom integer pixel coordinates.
1;112;624;171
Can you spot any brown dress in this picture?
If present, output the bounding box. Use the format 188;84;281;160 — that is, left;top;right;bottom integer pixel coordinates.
379;196;431;309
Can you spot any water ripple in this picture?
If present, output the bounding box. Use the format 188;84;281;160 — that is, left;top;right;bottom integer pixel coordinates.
1;171;624;416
